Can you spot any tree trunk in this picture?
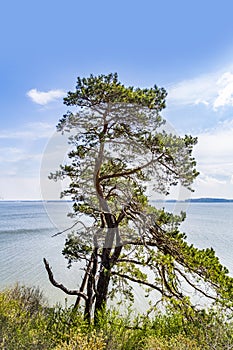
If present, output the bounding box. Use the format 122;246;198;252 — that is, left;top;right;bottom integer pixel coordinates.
94;267;111;322
84;249;98;323
94;213;118;322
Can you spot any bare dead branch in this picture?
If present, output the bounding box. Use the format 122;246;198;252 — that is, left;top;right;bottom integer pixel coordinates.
73;258;93;309
52;220;88;237
43;258;87;300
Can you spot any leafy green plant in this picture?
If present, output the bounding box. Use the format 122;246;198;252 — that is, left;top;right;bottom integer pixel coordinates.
53;329;106;350
146;334;201;350
1;285;233;349
0;285;52;349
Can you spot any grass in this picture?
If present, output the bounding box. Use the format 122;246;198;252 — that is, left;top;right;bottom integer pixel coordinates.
0;285;233;349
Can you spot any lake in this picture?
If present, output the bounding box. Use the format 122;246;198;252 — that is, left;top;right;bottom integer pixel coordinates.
0;201;233;307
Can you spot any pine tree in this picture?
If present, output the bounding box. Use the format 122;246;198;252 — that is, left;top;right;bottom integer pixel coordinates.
44;73;233;322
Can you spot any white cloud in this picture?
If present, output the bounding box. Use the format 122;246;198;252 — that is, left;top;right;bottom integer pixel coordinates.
168;69;233;111
0;147;42;164
213;72;233;110
191;119;233;198
0;147;26;163
0;144;43;180
168;73;217;107
0;122;58;192
194;119;233;163
193;174;233;199
27;88;65;105
197;174;226;186
0;122;55;140
0;177;42;200
194;99;209;106
0;123;70;200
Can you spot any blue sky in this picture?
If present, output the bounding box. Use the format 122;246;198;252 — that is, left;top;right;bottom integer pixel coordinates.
1;0;233;199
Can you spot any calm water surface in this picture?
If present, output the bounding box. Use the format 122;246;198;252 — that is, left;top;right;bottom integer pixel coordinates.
0;201;233;306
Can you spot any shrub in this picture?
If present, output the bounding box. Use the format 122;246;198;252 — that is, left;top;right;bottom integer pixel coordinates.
0;285;233;349
146;334;201;350
53;329;105;350
0;284;52;349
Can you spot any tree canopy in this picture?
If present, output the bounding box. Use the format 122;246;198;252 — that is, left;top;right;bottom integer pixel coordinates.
44;73;233;322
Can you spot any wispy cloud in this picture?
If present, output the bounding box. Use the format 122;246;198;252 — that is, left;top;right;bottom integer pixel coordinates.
0;146;42;182
168;69;233;111
0;147;27;163
0;122;55;140
213;72;233;110
27;88;66;105
168;73;216;107
0;122;57;182
193;173;233;199
192;119;233;197
0;176;42;200
0;147;42;164
194;119;233;164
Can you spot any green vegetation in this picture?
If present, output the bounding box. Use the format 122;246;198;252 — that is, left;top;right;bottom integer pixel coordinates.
45;73;233;323
0;285;233;349
4;74;233;348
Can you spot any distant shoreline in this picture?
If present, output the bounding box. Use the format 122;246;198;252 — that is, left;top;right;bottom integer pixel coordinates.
0;200;73;203
152;198;233;203
1;198;233;203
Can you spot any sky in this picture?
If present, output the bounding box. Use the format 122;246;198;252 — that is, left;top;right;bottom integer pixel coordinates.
1;0;233;200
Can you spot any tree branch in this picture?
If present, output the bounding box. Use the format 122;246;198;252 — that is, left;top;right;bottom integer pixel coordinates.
43;258;87;300
99;155;163;181
111;271;167;296
174;266;216;300
117;258;151;267
158;159;179;177
52;220;88;237
74;258;93;309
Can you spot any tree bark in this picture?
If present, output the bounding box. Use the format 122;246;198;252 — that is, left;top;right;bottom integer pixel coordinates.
94;267;111;322
94;212;116;322
84;248;98;323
